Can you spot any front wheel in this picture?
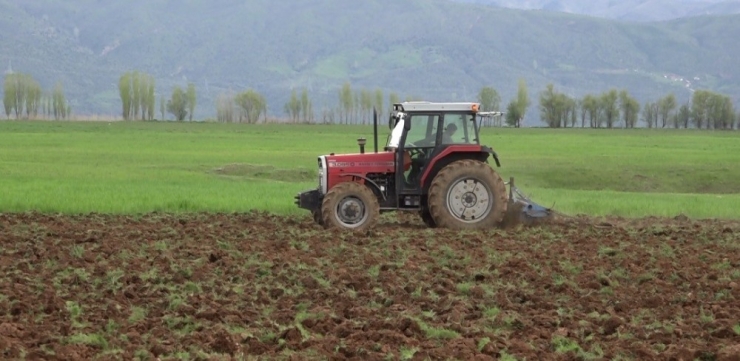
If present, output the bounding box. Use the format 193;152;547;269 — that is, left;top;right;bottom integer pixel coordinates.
419;208;437;228
427;159;508;230
320;182;380;232
312;209;324;226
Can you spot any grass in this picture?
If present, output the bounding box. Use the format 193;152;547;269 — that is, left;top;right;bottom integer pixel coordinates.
1;120;739;218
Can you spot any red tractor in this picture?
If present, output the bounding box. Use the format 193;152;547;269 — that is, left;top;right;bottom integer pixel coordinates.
295;101;551;231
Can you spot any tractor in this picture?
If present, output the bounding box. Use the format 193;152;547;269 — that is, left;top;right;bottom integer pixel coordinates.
294;101;551;232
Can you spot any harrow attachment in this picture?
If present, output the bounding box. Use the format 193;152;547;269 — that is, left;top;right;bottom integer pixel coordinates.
502;177;555;227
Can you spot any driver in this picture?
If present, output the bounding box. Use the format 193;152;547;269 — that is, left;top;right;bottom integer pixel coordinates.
409;122;459;147
442;123;457;144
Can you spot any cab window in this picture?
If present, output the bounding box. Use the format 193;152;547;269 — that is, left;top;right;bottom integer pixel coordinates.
440;113;475;145
405;114;440;148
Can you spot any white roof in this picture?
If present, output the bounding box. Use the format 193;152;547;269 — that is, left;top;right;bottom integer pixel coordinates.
396;101;479;112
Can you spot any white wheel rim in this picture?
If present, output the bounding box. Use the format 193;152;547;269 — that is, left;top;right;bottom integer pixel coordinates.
335;196;368;228
445;177;493;223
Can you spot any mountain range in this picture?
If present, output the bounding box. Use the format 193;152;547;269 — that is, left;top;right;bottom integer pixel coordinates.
1;0;739;124
453;0;740;22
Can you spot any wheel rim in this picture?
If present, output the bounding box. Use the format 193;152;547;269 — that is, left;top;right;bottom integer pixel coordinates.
334;196;368;228
445;177;493;223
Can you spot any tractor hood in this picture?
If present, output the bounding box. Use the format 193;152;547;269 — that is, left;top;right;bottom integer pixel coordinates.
324;152;395;171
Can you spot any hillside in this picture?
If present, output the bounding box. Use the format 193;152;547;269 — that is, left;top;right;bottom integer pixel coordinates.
453;0;740;22
1;0;739;123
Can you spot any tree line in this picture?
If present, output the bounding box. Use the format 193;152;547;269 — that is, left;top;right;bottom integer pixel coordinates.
214;81;420;125
5;69;739;130
476;79;531;128
3;73;70;120
214;82;417;125
118;76;738;129
215;81;520;127
215;90;267;124
537;83;738;130
118;71;196;122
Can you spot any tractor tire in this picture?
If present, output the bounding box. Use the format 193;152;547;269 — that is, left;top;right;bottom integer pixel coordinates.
320;181;380;232
312;209;324;226
427;159;508;230
419;208;437;228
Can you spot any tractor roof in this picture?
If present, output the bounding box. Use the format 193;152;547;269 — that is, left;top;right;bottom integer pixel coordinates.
394;101;480;113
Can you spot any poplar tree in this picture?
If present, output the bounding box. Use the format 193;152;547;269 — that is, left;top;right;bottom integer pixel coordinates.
300;88;312;123
284;89;300;122
600;89;620;128
3;73;42;119
373;88;383;120
186;83;196;121
618;90;640;128
119;71;156;120
658;93;677;128
339;82;353;124
52;82;67;120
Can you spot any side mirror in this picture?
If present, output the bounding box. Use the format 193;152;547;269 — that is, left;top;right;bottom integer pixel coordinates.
404;118;411;131
388;116;395;130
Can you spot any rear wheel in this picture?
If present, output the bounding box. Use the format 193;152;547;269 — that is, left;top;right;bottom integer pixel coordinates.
427;159;507;230
321;182;380;232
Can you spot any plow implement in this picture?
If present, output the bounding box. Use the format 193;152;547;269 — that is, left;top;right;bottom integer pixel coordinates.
502;177;555;228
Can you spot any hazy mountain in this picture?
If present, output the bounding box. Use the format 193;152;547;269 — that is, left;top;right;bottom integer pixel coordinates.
452;0;740;22
1;0;738;123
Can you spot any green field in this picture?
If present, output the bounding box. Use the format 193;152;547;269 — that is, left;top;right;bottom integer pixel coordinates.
1;120;739;219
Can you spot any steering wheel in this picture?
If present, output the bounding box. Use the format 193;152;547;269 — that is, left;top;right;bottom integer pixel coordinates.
407;137;435;148
406;146;425;158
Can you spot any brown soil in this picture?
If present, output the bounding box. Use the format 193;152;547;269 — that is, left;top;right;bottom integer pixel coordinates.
1;211;739;360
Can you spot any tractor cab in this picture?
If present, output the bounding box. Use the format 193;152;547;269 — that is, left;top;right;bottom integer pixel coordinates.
385;102;493;204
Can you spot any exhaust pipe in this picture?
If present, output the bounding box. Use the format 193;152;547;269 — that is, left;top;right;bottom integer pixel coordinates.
373;108;378;153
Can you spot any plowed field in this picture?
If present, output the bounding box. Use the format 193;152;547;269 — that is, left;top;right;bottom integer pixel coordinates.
1;212;739;360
